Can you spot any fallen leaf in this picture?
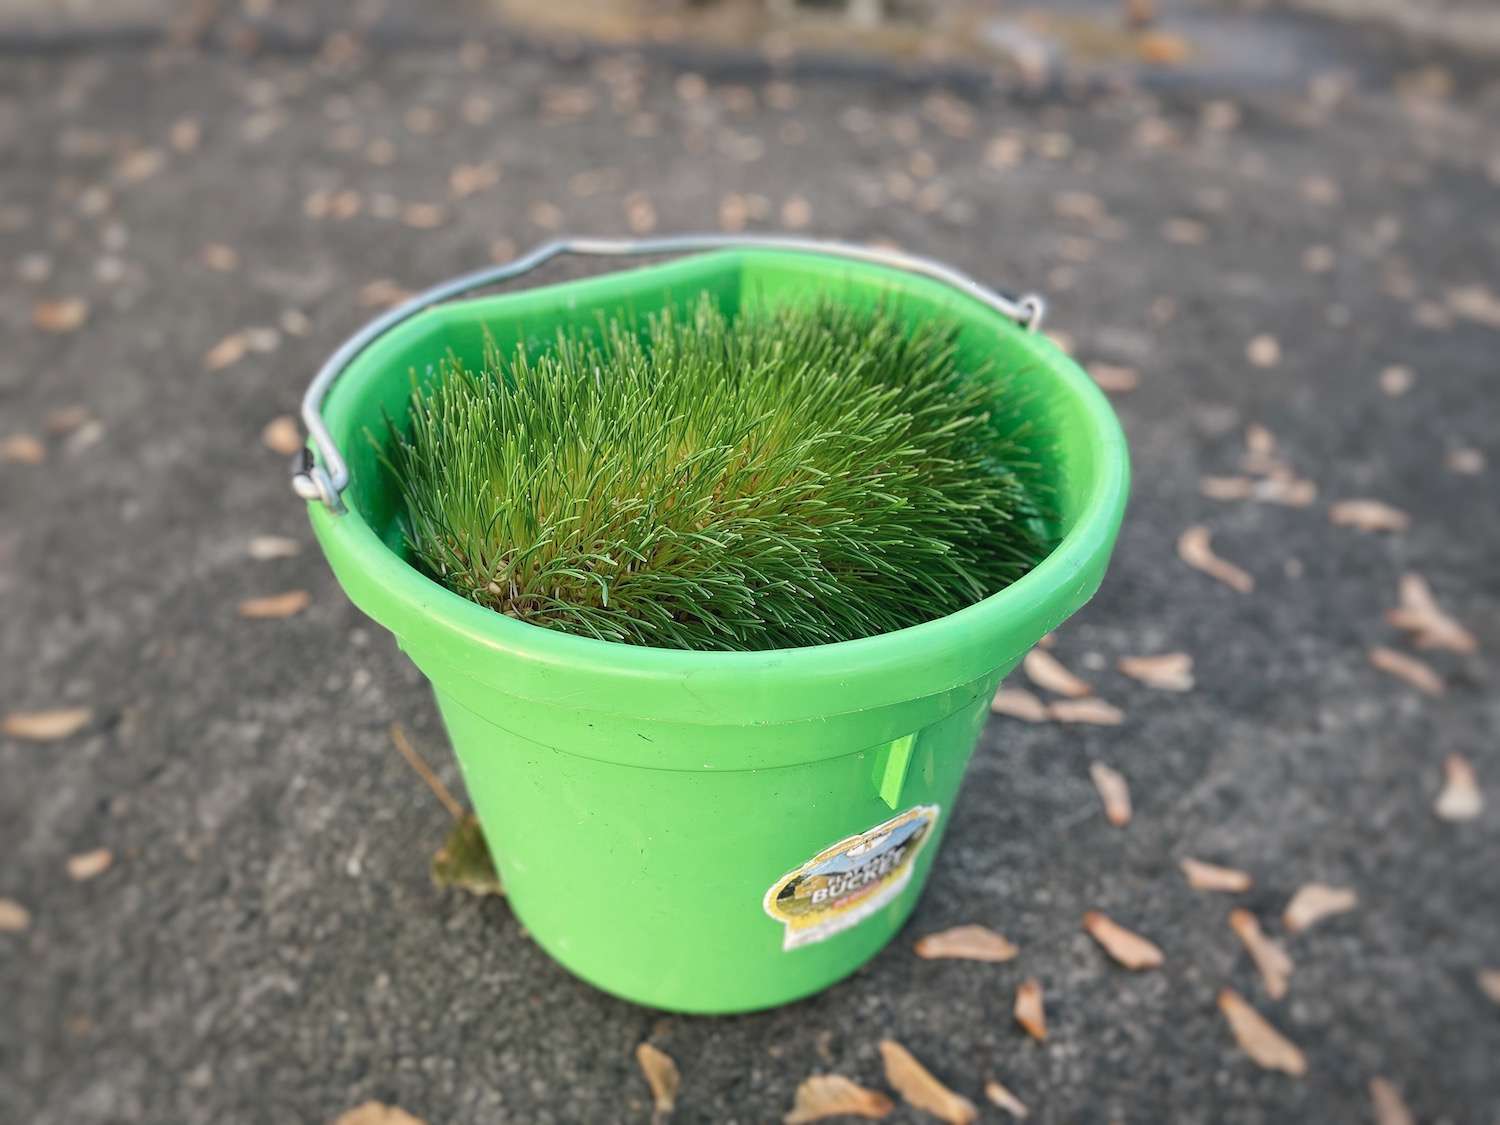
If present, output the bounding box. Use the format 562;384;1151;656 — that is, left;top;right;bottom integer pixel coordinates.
1013;978;1046;1040
1282;883;1358;933
1178;526;1254;592
248;535;301;560
1446;284;1500;328
32;298;89;333
116;147;164;183
1180;858;1252;893
332;1103;427;1125
1446;447;1485;475
432;815;503;896
1023;649;1091;697
983;1079;1028;1119
1368;1078;1414;1125
1368;647;1444;696
879;1040;976;1125
1199;475;1255;501
238;590;310;619
1047;698;1124;725
1202;474;1315;507
1246;334;1281;368
66;848;113;881
914;924;1018;962
1136;30;1191;65
1477;969;1500;1005
3;708;92;741
1379;365;1414;395
1217;988;1307;1075
261;415;303;456
636;1042;680;1124
1229;909;1293;999
1434;754;1482;821
401;202;446;229
990;688;1048;722
0;898;31;932
1386;574;1477;653
1;433;46;465
1118;652;1194;691
783;1074;894;1123
1329;500;1410;533
1088;363;1139;392
203;332;248;371
358;279;414;308
1083;911;1163;969
201;242;239;271
1089;763;1132;827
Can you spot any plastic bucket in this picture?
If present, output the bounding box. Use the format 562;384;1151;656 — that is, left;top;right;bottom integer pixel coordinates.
301;244;1129;1013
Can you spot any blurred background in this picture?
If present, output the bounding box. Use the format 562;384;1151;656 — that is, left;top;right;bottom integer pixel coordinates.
2;1;1496;1123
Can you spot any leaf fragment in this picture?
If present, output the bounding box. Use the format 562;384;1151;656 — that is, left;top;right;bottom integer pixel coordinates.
0;898;31;932
1180;857;1252;893
1282;883;1357;932
1178;526;1254;592
914;924;1018;963
1217;988;1307;1075
783;1074;894;1123
1013;978;1047;1040
1329;500;1410;533
983;1079;1029;1119
1088;363;1138;392
1082;911;1163;969
1434;753;1482;821
1368;1078;1414;1125
238;590;310;619
32;298;89;333
1089;762;1132;826
879;1040;976;1125
203;332;248;371
1118;652;1194;691
248;535;302;560
1047;698;1124;726
66;848;113;881
1477;969;1500;1006
1368;647;1444;696
261;415;303;456
431;815;504;897
1;433;46;465
1229;909;1293;999
1386;573;1477;652
636;1042;681;1124
1022;649;1092;698
990;688;1048;722
1245;334;1281;367
332;1103;427;1125
3;708;92;741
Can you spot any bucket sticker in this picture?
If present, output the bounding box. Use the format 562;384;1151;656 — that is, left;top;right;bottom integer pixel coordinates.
763;805;940;951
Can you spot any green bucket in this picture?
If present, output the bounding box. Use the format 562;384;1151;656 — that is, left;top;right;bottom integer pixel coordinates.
296;239;1129;1014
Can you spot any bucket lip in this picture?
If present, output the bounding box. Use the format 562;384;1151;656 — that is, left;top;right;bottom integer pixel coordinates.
308;248;1129;719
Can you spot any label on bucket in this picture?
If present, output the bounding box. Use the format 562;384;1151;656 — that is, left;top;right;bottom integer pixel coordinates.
762;804;940;951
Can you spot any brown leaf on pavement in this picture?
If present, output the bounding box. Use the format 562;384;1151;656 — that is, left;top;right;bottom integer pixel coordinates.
1446;447;1485;475
990;688;1049;722
332;1104;428;1125
1446;283;1500;328
1;433;46;464
1089;763;1132;827
783;1074;894;1123
1386;574;1477;652
1083;912;1163;969
261;415;303;456
1047;698;1124;726
1434;754;1482;821
914;924;1018;963
0;898;31;932
203;332;248;371
1088;363;1139;392
238;590;311;619
3;708;92;741
1368;647;1444;696
983;1079;1029;1119
636;1042;680;1124
1023;649;1092;697
879;1039;977;1125
1178;526;1254;592
1329;500;1410;533
1477;969;1500;1006
248;535;302;560
1217;989;1307;1075
66;848;113;881
1118;652;1194;691
1368;1078;1415;1125
1013;978;1047;1040
1282;883;1358;932
1229;909;1293;999
1180;858;1252;893
32;298;89;333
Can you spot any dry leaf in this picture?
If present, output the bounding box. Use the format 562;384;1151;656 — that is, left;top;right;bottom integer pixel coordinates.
1178;526;1254;592
1088;363;1139;392
238;590;311;619
201;242;239;271
1229;909;1293;1000
3;708;92;741
332;1103;427;1125
1180;858;1252;893
401;202;446;229
1386;574;1477;653
1434;754;1482;821
248;535;301;560
1089;763;1132;827
1;433;46;465
1083;911;1163;969
636;1042;680;1124
1217;989;1307;1075
1447;284;1500;328
358;279;414;308
203;332;248;371
32;298;89;333
983;1079;1028;1119
1246;335;1281;368
1368;647;1444;696
261;416;303;456
1118;652;1194;691
913;924;1018;962
1282;883;1357;933
1378;365;1413;395
1329;500;1410;533
783;1074;894;1123
66;848;113;881
879;1040;976;1125
1136;30;1190;65
990;688;1048;722
1368;1078;1414;1125
1013;978;1047;1040
0;898;31;932
1047;698;1124;726
1477;969;1500;1005
1199;475;1254;501
1023;649;1092;697
431;815;504;897
1446;447;1485;475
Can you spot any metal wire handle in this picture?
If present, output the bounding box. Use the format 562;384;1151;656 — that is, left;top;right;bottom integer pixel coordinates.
291;234;1046;515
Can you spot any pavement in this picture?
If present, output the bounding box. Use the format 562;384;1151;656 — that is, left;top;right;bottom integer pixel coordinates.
2;3;1498;1123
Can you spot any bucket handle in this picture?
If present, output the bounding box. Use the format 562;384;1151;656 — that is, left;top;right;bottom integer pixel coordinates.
291;234;1047;515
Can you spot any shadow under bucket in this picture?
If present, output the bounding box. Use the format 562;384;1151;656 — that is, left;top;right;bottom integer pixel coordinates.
300;242;1129;1013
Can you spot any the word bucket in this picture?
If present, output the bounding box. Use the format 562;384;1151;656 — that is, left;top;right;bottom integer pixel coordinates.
294;237;1129;1013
